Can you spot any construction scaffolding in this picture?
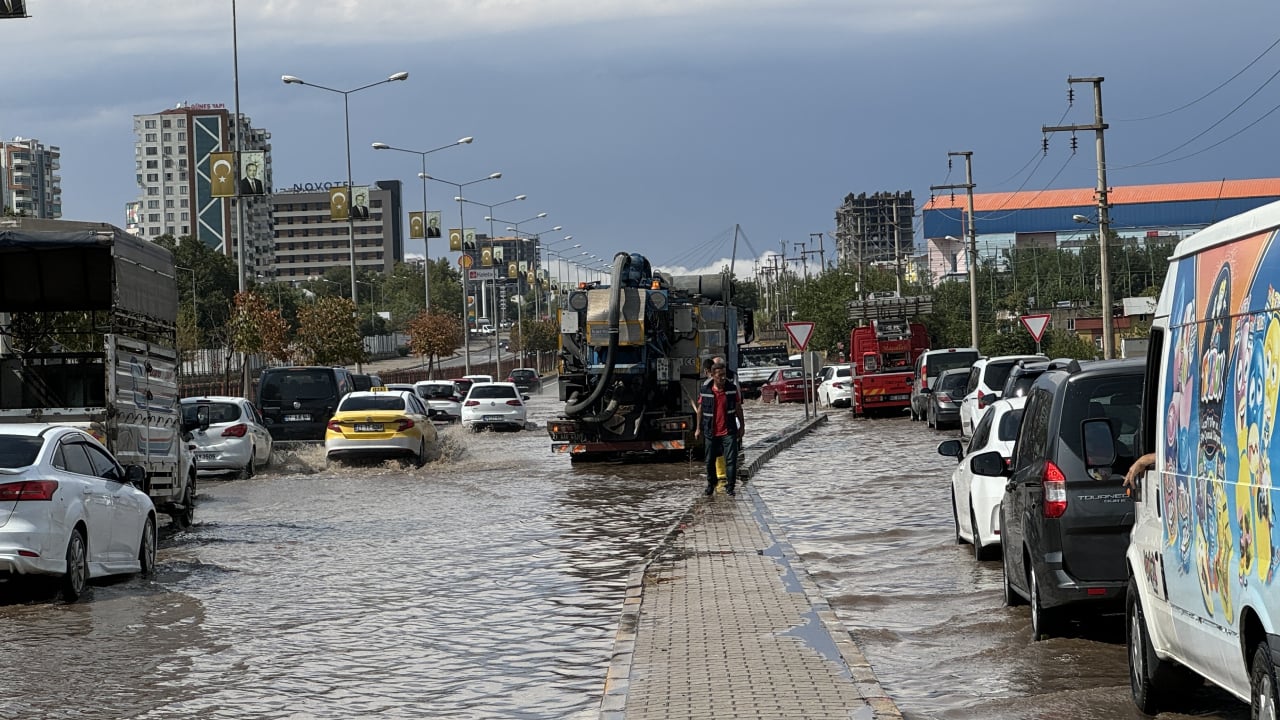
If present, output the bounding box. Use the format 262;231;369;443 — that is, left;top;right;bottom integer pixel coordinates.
834;191;914;266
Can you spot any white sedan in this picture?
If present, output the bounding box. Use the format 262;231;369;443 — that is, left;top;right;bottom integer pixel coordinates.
414;380;463;422
0;424;156;601
461;382;528;432
937;396;1026;561
181;396;274;479
817;364;853;408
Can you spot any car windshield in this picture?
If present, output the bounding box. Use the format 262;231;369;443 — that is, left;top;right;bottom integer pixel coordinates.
835;367;851;378
339;396;406;412
938;372;968;393
470;385;517;400
418;385;456;399
510;370;536;379
984;361;1023;391
182;402;240;425
927;351;979;376
0;436;43;469
262;369;337;402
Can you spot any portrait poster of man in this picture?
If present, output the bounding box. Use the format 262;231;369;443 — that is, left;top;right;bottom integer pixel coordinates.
449;229;462;251
527;270;537;284
463;229;477;250
350;186;370;220
239;151;266;195
508;262;518;279
518;260;528;273
426;211;441;238
481;247;493;267
409;211;425;239
0;1;27;19
493;246;504;263
209;152;236;198
329;186;349;221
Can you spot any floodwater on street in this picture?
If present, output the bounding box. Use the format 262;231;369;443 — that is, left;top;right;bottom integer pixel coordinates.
0;387;1252;719
0;388;798;720
754;411;1248;720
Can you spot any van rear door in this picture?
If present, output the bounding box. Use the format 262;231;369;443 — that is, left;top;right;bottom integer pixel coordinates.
1056;373;1142;582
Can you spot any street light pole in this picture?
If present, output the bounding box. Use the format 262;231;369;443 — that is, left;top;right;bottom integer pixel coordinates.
421;172;503;375
282;71;408;373
371;137;472;314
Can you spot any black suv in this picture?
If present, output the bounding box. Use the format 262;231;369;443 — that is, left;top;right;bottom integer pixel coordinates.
351;373;383;392
506;368;541;394
257;366;355;441
972;357;1144;640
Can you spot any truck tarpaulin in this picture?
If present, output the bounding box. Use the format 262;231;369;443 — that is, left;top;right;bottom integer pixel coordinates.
0;220;178;323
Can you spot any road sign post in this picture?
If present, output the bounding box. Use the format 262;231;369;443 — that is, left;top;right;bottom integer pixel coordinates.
1020;314;1051;355
784;321;817;418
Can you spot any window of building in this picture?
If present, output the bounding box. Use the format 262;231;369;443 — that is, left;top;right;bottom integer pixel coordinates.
145;119;156;129
179;172;187;181
146;173;158;182
162;119;171;128
135;173;143;185
178;159;187;168
148;213;160;222
177;132;185;141
177;119;185;128
177;146;186;155
181;225;189;234
148;227;160;236
146;160;158;169
145;133;157;142
164;173;172;182
145;147;157;156
147;200;159;209
181;212;189;221
147;187;159;196
165;159;173;168
165;213;174;222
164;187;173;195
180;199;188;208
165;200;174;208
163;133;171;141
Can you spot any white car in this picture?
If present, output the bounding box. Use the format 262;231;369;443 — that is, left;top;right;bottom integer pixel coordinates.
958;354;1044;438
414;380;463;422
181;396;274;479
816;364;853;408
938;396;1026;560
461;382;528;432
462;374;494;385
0;424;157;601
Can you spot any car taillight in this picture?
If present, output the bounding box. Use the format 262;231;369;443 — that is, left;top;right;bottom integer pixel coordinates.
976;389;986;407
833;382;844;389
0;480;58;501
937;392;952;403
396;418;415;432
326;420;342;432
506;400;523;406
464;400;479;407
1042;461;1068;518
222;424;248;437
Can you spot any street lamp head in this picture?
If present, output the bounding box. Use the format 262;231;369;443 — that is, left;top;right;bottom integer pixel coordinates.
564;236;573;241
281;75;303;84
535;212;548;219
1072;214;1091;224
371;142;390;150
488;172;502;180
388;71;410;82
455;196;464;202
551;226;562;232
514;194;527;201
484;216;495;222
458;136;474;144
944;235;961;242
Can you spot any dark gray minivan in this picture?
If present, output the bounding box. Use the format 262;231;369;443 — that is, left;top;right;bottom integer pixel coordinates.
974;357;1145;640
910;348;980;422
257;366;355;441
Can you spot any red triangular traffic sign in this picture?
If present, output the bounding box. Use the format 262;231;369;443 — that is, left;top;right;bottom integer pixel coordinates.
1020;314;1051;343
784;321;816;351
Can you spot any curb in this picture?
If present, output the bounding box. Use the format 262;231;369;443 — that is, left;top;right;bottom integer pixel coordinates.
600;413;902;719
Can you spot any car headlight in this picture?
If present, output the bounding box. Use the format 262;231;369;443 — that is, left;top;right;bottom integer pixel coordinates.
568;292;589;311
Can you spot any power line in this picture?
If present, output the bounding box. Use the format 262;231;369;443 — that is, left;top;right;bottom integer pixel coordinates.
1115;34;1280;122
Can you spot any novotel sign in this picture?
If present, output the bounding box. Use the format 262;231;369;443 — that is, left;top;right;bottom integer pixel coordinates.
274;181;357;194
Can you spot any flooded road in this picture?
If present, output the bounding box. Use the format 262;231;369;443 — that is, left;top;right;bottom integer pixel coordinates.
0;392;1250;719
755;411;1247;720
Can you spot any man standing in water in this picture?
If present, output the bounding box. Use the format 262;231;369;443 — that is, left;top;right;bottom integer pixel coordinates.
694;359;744;496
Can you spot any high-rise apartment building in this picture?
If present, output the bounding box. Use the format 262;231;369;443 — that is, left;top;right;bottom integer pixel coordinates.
1;136;61;218
270;180;403;281
132;103;274;277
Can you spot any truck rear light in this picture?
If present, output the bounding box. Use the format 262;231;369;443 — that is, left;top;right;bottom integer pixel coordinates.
221;424;248;437
1042;461;1068;518
0;480;58;501
396;418;415;432
549;421;578;434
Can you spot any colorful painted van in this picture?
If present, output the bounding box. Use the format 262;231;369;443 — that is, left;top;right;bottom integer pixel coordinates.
1127;199;1280;715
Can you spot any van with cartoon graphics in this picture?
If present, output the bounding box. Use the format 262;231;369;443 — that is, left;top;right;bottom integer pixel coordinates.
1126;200;1280;716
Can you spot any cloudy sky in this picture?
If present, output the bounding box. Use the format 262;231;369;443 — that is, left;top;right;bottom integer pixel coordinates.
6;1;1280;277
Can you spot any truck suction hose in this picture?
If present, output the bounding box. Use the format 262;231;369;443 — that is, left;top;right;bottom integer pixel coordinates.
564;251;632;421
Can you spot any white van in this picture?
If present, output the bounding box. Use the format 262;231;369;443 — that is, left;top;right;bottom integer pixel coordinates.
1127;199;1280;715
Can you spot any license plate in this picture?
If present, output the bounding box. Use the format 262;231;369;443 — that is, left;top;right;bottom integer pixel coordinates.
483;415;504;422
195;452;217;461
889;394;910;401
354;423;383;432
284;414;310;422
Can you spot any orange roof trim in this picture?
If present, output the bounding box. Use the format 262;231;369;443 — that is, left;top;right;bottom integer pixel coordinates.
923;178;1280;212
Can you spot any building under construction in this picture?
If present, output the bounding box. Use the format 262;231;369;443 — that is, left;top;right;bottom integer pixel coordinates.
834;191;914;266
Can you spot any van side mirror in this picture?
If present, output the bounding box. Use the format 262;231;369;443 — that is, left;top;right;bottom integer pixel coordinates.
1082;418;1117;477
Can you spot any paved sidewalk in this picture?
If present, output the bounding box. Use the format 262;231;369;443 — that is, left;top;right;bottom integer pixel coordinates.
600;420;901;719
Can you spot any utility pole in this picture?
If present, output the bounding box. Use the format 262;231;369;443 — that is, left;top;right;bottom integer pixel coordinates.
809;233;825;272
892;202;902;297
1044;77;1113;359
931;151;979;351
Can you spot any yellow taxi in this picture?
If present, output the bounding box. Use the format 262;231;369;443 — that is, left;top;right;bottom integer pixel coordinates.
324;388;439;466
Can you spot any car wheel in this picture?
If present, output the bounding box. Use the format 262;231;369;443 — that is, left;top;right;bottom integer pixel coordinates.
1128;577;1179;714
927;406;935;429
1002;553;1026;607
1252;639;1279;720
1030;565;1058;641
171;474;196;530
138;515;157;577
952;493;967;545
239;447;256;480
61;528;88;602
415;438;427;468
972;508;995;561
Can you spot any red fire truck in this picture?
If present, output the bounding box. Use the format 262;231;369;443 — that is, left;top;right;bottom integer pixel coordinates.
847;295;932;417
